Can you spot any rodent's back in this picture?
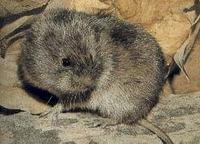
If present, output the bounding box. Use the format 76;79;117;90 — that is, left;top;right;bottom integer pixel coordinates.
18;8;166;124
81;11;166;123
87;16;166;123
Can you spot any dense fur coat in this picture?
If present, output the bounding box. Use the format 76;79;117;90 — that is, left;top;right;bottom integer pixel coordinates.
18;8;165;124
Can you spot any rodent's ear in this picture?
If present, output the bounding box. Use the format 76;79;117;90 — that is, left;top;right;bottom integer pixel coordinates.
110;23;137;46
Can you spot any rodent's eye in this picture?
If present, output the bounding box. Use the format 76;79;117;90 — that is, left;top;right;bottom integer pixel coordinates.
62;58;72;67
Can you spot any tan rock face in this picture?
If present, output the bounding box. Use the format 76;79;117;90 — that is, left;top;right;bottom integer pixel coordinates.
172;39;200;94
0;40;21;87
46;0;110;14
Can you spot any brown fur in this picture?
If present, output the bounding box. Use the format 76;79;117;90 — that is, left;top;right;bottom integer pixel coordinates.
18;8;173;143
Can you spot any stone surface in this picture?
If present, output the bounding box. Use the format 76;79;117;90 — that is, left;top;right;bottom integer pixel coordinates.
0;0;49;18
0;92;200;144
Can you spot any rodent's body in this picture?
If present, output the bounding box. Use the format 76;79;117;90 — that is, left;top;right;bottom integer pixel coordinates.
18;8;165;124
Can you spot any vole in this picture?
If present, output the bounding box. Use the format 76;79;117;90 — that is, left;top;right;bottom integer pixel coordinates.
18;8;173;144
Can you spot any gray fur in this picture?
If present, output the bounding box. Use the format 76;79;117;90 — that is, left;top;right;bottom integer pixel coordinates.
18;8;166;124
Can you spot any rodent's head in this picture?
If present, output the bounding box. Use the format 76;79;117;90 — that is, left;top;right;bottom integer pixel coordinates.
20;11;113;102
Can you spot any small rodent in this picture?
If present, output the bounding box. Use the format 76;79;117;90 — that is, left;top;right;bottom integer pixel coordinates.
18;8;173;144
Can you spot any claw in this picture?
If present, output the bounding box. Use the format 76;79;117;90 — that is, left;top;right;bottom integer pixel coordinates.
39;103;63;126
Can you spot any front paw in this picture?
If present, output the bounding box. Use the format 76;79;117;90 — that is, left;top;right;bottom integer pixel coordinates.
39;103;63;126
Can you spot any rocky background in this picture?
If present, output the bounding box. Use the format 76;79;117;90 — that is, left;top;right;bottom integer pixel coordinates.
0;0;200;144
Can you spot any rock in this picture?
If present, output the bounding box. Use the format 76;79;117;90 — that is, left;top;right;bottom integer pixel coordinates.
0;112;61;144
1;92;200;144
171;39;200;94
0;40;21;86
0;0;49;18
